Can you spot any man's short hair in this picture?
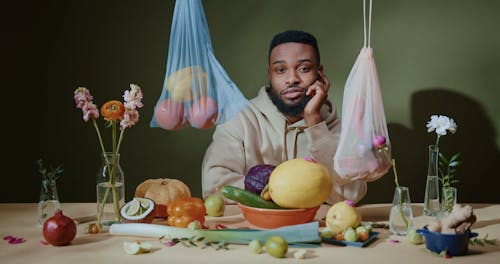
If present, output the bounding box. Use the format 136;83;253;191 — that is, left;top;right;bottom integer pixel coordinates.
268;30;320;63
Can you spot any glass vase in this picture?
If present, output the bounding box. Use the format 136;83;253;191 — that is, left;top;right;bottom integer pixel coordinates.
441;186;457;215
96;152;125;226
389;186;414;236
424;145;440;216
37;178;61;225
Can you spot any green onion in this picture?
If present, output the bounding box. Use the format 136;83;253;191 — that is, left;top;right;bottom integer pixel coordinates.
110;222;321;246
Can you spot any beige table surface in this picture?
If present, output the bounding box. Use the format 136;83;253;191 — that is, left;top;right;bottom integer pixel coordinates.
0;203;498;264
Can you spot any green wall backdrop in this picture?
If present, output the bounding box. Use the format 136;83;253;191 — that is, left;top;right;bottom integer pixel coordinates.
5;0;500;204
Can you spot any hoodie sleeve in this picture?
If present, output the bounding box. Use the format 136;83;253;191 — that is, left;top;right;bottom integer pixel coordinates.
305;105;367;204
201;120;246;200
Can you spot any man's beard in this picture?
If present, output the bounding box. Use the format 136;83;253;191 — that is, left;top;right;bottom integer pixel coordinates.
266;85;312;118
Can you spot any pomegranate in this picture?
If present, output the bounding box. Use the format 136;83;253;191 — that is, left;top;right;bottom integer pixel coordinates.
42;210;77;246
154;98;186;130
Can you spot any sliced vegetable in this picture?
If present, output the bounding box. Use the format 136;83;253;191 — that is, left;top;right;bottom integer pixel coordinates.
220;186;282;209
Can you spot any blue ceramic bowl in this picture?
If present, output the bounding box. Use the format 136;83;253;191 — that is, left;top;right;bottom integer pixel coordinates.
417;226;478;256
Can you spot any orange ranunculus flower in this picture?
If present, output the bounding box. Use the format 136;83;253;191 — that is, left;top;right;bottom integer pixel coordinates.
100;100;125;121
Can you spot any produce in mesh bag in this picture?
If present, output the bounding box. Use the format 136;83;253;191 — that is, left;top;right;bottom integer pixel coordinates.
150;0;247;131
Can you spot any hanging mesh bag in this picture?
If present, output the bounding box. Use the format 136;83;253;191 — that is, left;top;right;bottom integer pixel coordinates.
150;0;248;130
334;0;390;183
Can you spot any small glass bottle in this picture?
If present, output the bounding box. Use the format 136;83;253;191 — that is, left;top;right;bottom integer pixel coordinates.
424;145;440;216
389;186;414;235
441;186;457;214
96;152;125;226
38;178;61;225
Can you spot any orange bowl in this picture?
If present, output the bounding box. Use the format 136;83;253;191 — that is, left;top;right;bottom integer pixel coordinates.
237;203;320;229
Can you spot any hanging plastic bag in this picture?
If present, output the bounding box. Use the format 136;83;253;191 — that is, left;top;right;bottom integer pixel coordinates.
150;0;248;130
334;0;390;182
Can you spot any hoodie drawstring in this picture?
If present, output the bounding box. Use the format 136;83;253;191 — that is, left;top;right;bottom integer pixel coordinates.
283;122;306;160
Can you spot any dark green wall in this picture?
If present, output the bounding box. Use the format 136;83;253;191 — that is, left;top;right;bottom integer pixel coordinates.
5;0;500;204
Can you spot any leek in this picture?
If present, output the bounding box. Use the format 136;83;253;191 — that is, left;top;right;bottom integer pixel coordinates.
110;221;321;246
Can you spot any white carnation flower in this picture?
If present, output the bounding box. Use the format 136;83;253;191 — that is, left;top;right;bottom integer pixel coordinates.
427;115;457;136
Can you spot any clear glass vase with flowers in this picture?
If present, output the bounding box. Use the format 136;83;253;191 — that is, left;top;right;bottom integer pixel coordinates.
73;84;143;228
373;135;413;235
424;115;457;217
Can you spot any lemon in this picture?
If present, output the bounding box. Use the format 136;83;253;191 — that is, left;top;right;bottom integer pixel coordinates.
126;198;140;216
123;241;141;255
265;236;288;258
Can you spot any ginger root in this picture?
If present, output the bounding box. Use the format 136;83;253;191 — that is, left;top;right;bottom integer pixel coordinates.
437;204;476;234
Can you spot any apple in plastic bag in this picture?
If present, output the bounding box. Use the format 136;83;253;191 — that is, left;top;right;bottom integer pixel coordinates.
155;98;186;130
189;96;218;129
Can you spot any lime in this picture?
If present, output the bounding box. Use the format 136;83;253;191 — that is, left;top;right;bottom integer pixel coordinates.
126;198;140;216
204;193;225;217
265;236;288;258
249;239;263;254
137;197;150;210
407;229;424;245
123;241;141;255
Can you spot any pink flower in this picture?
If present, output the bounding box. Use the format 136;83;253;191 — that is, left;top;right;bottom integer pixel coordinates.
82;102;99;122
120;108;140;129
344;200;355;207
123;84;143;109
165;241;176;247
74;87;93;109
74;87;99;122
372;135;386;148
304;156;316;163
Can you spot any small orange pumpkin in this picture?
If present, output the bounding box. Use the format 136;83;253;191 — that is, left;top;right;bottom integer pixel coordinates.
135;178;191;218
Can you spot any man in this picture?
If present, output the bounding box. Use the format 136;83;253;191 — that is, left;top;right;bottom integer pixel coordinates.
202;30;373;204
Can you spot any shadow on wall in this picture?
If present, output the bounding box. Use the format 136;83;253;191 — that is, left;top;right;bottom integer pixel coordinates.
363;88;500;204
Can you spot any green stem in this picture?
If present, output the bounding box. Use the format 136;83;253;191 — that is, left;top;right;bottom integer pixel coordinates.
97;186;110;225
381;147;409;229
93;119;120;225
435;135;440;150
116;128;125;154
92;120;110;165
110;121;120;222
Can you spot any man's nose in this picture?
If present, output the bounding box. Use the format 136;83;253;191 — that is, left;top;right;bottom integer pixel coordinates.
286;70;300;85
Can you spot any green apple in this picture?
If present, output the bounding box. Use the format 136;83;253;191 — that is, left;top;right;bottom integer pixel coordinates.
204;193;225;217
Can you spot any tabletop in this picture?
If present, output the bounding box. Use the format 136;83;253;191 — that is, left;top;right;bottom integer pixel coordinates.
0;203;498;264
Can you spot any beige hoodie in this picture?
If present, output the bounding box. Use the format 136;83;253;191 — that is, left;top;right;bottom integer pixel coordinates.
202;87;367;204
